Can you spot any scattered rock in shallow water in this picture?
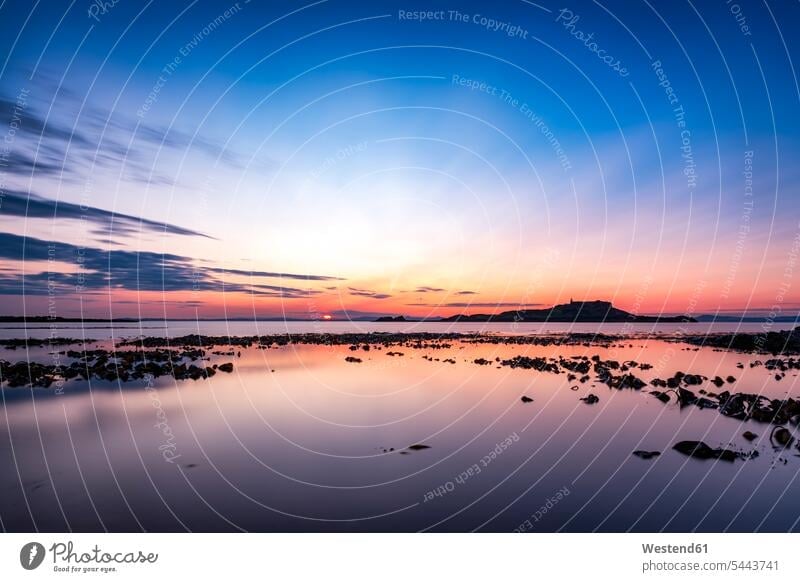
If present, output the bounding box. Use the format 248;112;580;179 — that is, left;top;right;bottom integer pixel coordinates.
743;431;758;441
217;362;234;373
666;374;682;388
672;440;742;462
520;395;534;403
407;444;431;451
632;450;661;459
581;394;599;404
500;355;559;372
695;397;718;409
677;387;697;406
344;356;362;363
650;390;671;403
608;373;646;390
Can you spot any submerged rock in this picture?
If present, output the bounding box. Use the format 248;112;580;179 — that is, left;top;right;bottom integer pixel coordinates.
632;450;661;459
771;427;794;447
520;395;534;403
742;431;758;441
580;394;599;404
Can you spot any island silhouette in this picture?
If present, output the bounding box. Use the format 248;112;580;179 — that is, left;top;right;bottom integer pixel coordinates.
375;300;696;323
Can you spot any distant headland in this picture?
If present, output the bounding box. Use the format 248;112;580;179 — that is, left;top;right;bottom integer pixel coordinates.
375;300;697;323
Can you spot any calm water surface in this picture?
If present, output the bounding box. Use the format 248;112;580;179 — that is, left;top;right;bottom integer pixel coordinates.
1;322;799;532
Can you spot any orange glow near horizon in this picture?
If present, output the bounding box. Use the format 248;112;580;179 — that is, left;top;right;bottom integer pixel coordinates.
11;281;799;321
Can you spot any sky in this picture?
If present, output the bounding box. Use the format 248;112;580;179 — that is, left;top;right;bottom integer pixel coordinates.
0;0;799;320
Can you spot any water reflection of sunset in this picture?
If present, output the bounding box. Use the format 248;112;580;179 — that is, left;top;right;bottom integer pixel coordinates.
3;329;798;531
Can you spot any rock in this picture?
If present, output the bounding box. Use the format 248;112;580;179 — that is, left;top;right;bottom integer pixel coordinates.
651;390;671;403
712;376;725;387
581;394;599;404
610;373;646;390
520;395;534;403
771;427;794;447
718;392;746;419
407;444;431;451
344;356;362;363
695;397;717;409
742;431;758;441
217;362;234;373
500;355;558;372
726;376;736;383
673;440;741;461
632;450;661;459
674;440;714;459
677;388;697;406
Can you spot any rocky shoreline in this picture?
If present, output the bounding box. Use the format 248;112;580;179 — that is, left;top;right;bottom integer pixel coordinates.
2;329;799;463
